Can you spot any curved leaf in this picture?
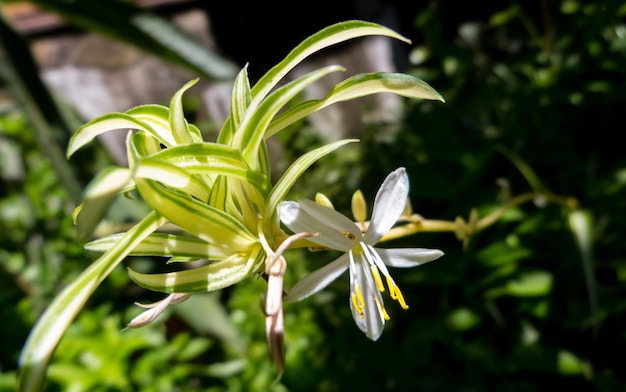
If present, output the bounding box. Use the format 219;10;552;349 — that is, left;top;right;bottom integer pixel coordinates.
128;244;264;293
169;78;199;145
148;143;270;194
134;158;211;202
250;20;409;103
265;139;358;219
135;177;257;251
18;212;167;392
73;166;133;242
67;113;174;158
266;72;445;138
236;65;345;167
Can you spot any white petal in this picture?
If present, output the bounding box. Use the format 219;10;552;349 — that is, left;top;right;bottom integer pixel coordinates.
299;199;361;240
280;201;353;250
285;254;350;302
349;257;385;340
364;168;409;244
375;248;444;268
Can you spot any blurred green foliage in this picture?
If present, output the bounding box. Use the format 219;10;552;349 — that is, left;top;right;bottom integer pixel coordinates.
2;0;626;390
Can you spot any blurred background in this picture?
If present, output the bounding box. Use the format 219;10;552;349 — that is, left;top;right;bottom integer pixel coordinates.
1;0;625;390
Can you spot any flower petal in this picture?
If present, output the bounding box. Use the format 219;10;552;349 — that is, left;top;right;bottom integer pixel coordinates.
364;168;409;244
375;248;443;268
280;201;355;250
285;254;350;302
349;255;385;340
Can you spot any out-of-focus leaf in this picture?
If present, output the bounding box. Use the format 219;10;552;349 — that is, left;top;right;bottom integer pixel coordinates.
30;0;238;81
568;209;598;335
73;166;133;242
490;271;553;298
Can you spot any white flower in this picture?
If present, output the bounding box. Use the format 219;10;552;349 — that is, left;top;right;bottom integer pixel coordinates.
280;168;443;340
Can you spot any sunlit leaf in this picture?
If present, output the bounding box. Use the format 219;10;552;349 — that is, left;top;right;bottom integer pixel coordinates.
85;232;234;260
134;177;257;251
169;78;199;145
67;113;174;158
236;65;345;169
266;72;444;138
146;143;270;194
265;139;358;220
134;159;211;202
128;245;264;293
18;212;167;392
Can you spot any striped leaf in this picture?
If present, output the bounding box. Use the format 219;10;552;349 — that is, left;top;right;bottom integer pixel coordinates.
86;232;235;260
266;72;445;138
236;65;345;168
18;212;167;392
265;139;357;219
67;113;174;158
128;244;264;293
135;177;257;251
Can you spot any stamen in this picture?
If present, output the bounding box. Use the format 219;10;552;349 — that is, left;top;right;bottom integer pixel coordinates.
386;276;397;299
356;284;365;309
352;294;364;319
352;284;365;319
386;276;409;309
370;265;386;292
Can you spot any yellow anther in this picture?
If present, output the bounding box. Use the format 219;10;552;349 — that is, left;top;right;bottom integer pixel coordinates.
370;265;385;292
386;276;409;309
352;294;364;319
355;284;365;309
315;192;334;209
393;287;409;310
351;190;367;223
352;284;365;319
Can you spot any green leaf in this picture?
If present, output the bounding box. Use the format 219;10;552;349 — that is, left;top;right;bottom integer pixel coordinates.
73;166;133;242
30;0;238;81
128;245;264;293
266;72;445;138
230;65;252;133
504;271;553;297
265;139;358;219
134;177;257;251
236;65;345;168
147;143;270;194
169;78;199;145
85;232;235;260
18;212;167;392
250;20;410;104
125;104;171;140
568;209;598;334
67;113;174;158
134;158;211;203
